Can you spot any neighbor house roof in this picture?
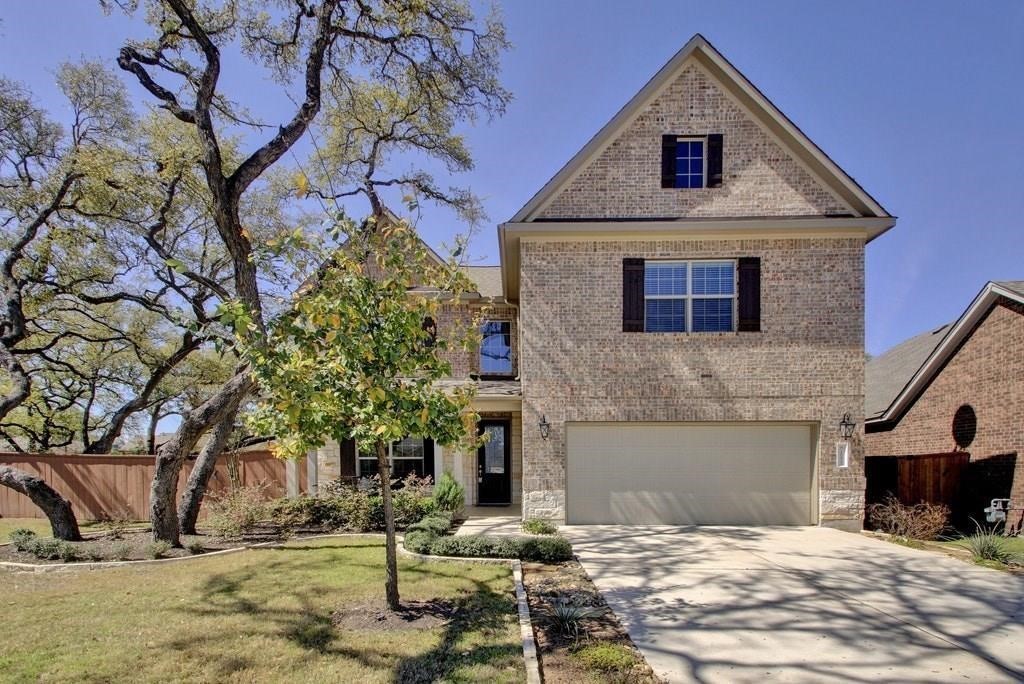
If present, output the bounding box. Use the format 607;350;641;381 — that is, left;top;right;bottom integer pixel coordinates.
866;281;1024;429
461;266;503;298
508;33;892;224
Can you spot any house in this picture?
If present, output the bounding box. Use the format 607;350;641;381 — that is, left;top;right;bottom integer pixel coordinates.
313;34;896;530
865;281;1024;532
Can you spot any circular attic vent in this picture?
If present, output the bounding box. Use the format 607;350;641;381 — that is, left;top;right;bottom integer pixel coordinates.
952;404;977;449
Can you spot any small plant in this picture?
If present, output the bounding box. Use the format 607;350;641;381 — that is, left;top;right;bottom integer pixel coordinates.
111;542;132;561
101;514;134;540
572;642;640;673
867;496;949;540
427;533;573;562
544;598;601;642
432;471;465;513
207;483;270;539
185;540;206;555
28;539;80;562
86;550;105;562
145;541;172;559
522;518;557;535
8;528;38;552
963;522;1015;564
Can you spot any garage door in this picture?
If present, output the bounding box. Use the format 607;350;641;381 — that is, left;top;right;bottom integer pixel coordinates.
566;423;814;525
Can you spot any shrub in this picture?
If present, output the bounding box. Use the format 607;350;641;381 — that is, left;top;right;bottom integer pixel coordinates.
403;529;436;554
428;534;573;563
146;541;172;559
185;540;206;555
544;598;601;642
100;514;134;540
867;496;949;540
432;471;465;513
270;495;347;530
963;523;1017;564
111;542;132;561
406;512;453;537
321;474;437;532
28;539;80;562
9;528;38;552
572;642;640;673
522;518;557;535
207;484;270;539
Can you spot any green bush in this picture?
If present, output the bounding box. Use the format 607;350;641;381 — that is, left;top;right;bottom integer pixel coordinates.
270;495;347;530
521;518;557;535
9;528;38;552
572;642;640;672
111;542;132;561
403;529;436;554
406;512;453;537
207;484;270;539
432;471;465;513
428;534;573;563
964;527;1015;564
185;540;206;555
28;539;80;562
146;541;172;559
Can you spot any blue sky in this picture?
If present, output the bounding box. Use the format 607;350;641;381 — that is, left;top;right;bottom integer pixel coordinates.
1;1;1021;356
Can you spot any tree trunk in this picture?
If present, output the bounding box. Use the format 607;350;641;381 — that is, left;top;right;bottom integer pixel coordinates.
146;400;165;455
377;440;400;611
150;369;253;546
178;402;240;535
0;465;81;541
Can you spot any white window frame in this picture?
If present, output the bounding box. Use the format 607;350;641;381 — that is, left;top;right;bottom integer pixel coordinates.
357;437;426;477
675;135;708;189
643;259;737;333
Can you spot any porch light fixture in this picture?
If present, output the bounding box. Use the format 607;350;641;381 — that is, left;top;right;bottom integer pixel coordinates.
838;413;856;440
538;415;550;440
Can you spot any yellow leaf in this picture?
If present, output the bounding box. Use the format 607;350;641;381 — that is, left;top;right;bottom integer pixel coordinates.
374;425;388;435
419;407;429;426
325;330;337;343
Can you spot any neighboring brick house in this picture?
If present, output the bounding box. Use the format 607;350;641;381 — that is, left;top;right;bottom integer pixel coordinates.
865;281;1024;532
315;34;895;530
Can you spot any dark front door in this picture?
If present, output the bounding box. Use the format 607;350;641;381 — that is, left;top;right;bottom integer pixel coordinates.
478;420;511;505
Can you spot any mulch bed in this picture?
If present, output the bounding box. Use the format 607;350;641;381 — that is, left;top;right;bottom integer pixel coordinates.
332;599;456;631
0;526;298;564
522;559;662;683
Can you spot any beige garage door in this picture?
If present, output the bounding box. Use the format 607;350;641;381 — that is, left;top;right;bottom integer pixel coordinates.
566;423;814;525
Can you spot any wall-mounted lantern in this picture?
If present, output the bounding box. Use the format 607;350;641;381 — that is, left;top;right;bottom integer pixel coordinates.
838;412;856;440
538;414;551;440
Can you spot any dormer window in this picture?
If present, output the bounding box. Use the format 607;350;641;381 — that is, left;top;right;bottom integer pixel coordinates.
661;133;723;189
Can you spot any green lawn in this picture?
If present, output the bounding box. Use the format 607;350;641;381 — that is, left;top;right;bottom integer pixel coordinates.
939;535;1024;556
0;517;148;540
0;537;523;683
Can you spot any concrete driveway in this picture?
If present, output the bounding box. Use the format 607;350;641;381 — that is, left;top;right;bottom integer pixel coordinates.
563;526;1024;683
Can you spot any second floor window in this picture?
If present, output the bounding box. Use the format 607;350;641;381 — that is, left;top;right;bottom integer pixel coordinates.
480;320;513;375
644;260;736;333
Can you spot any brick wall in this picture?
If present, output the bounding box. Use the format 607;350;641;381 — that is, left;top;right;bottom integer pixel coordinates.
434;301;519;378
865;300;1024;531
519;237;866;526
538;63;850;220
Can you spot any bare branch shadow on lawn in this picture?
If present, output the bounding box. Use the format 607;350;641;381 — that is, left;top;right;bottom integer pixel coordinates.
163;541;521;680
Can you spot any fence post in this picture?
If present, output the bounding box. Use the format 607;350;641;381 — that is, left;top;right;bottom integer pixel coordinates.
285;459;299;498
306;449;318;495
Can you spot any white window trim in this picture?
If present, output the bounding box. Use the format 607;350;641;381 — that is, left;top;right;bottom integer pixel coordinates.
644;259;737;333
675;135;708;189
356;438;426;476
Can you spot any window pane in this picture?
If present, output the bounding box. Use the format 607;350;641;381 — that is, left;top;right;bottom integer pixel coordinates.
676;140;691;158
483;424;505;474
480;321;512;374
692;298;733;332
358;457;379;477
392;458;424;479
692;262;735;295
645;299;685;332
690;141;703;156
644;263;686;296
392;436;424;460
689;158;703;173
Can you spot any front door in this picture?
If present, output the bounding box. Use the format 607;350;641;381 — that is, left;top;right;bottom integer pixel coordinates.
477;420;511;505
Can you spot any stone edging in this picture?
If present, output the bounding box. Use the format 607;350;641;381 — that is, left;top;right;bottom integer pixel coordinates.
398;543;542;683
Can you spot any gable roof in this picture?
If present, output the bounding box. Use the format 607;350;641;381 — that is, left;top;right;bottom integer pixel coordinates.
866;281;1024;428
509;34;892;224
461;266;503;298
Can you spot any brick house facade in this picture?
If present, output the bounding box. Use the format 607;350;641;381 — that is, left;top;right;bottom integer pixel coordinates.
865;285;1024;532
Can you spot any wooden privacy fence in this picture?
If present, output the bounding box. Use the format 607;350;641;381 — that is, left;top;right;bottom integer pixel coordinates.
0;450;305;521
865;451;970;526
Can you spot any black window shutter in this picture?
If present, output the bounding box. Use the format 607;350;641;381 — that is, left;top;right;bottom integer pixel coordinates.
707;134;723;187
737;257;761;332
423;438;435;482
660;135;676;188
623;258;645;332
340;437;357;479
